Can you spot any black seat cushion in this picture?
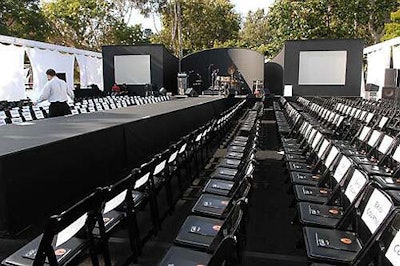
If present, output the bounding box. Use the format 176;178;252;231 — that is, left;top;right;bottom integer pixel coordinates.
132;190;147;208
297;202;343;228
2;235;86;266
203;179;235;196
351;156;378;166
285;153;308;163
294;185;331;204
288;162;314;173
192;194;231;219
290;172;320;186
372;176;400;190
210;167;238;181
227;145;245;153
303;227;362;264
158;246;212;266
218;158;242;170
362;165;392;177
174;215;224;250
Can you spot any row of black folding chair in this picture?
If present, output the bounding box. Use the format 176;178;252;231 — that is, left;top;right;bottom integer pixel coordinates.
158;105;260;266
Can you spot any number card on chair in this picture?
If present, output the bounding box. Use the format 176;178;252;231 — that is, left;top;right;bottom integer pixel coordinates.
34;111;44;119
359;126;372;141
55;213;88;247
368;130;381;147
324;146;339;168
0;118;6;126
345;170;368;203
361;189;392;234
385;230;400;266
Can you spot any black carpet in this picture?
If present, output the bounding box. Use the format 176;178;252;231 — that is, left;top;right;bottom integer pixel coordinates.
243;112;308;266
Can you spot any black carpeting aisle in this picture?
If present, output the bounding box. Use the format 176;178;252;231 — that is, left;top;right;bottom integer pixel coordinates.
243;110;308;266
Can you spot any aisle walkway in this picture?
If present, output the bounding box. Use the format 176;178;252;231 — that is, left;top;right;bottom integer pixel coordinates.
243;108;308;266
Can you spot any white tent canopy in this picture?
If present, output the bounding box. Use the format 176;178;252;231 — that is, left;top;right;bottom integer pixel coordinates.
363;37;400;99
0;35;103;102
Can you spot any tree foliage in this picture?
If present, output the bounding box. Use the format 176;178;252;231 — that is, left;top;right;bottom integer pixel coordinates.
153;0;240;56
42;0;150;50
0;0;51;41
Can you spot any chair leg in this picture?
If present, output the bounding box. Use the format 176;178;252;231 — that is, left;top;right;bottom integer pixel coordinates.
149;194;161;233
127;210;140;261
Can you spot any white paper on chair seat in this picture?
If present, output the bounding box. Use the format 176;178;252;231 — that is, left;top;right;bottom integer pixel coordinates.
104;189;127;214
368;130;381;147
333;156;352;183
361;189;392;234
134;173;150;189
378;135;395;154
55;212;88;247
358;126;371;141
379;117;389;129
385;230;400;266
324;146;339;168
345;169;368;203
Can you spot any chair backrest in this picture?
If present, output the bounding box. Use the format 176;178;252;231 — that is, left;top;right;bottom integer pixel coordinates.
207;235;237;266
132;159;156;190
34;190;102;265
102;174;133;214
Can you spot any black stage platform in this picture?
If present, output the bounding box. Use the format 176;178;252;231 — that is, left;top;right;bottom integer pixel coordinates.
0;96;234;235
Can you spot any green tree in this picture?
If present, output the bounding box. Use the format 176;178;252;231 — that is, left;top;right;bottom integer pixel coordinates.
42;0;149;50
264;0;398;57
0;0;51;41
240;9;272;55
153;0;240;56
382;9;400;41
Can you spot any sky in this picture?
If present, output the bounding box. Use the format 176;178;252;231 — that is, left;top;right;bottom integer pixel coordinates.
129;0;275;32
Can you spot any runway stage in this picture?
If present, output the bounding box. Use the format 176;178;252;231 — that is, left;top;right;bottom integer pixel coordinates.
0;96;235;235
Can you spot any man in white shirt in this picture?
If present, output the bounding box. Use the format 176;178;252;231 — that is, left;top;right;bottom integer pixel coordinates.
35;69;74;118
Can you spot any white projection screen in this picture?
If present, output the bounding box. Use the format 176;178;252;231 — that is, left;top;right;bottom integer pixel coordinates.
298;51;347;85
114;55;151;85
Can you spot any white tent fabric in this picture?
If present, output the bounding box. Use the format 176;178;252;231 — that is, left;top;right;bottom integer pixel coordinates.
26;48;75;100
366;47;391;99
75;55;103;90
392;45;400;69
0;44;26;101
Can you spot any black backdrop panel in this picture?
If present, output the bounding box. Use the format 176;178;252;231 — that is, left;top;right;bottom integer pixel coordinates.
102;45;178;95
0;97;231;234
283;39;363;96
181;48;264;92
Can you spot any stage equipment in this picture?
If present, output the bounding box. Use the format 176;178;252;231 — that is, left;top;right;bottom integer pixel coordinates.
185;88;199;97
177;73;188;95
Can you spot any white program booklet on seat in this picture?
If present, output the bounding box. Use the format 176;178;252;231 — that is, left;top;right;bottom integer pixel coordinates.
361;189;392;234
385;230;400;266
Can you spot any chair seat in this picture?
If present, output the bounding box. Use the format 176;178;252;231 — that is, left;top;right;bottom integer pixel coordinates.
303;227;362;264
192;194;231;219
174;215;224;250
362;165;392;177
101;210;125;234
294;185;331;204
298;202;343;228
153;176;165;189
386;190;400;205
285;153;308;163
203;179;235;196
225;151;244;160
341;149;366;158
373;176;400;190
282;142;301;149
351;156;378;166
288;162;314;173
290;172;320;186
284;147;304;154
282;138;299;146
230;140;247;147
211;167;238;181
233;136;249;142
2;235;86;266
227;145;245;153
132;190;147;208
158;246;212;266
218;158;241;170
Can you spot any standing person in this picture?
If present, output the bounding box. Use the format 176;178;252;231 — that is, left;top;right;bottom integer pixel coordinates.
35;69;74;117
